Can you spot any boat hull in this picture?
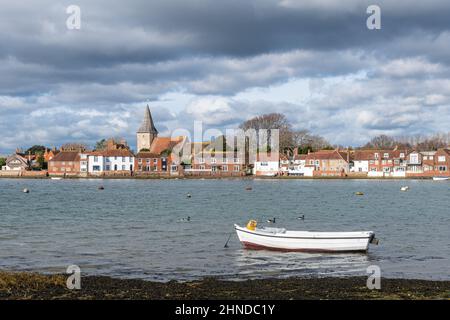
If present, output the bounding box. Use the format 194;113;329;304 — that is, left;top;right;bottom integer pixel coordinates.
235;225;374;253
433;177;449;181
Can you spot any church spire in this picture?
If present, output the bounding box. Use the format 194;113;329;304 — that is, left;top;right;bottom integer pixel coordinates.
137;105;158;134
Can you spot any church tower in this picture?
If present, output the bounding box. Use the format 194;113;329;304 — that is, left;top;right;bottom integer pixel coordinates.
136;105;158;152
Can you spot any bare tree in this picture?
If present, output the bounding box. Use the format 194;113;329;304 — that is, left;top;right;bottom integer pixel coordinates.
292;129;331;153
240;113;294;154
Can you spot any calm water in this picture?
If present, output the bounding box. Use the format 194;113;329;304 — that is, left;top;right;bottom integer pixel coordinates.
0;178;449;281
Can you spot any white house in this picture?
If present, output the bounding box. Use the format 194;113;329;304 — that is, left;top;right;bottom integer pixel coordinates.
87;151;135;174
351;150;370;173
253;153;280;176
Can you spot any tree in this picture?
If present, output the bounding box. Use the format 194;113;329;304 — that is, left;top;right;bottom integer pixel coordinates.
36;154;47;170
25;145;47;155
0;157;6;168
293;130;332;153
94;139;107;151
239;113;294;154
363;135;397;149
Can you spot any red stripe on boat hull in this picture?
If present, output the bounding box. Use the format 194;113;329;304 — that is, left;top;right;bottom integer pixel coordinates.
241;241;367;253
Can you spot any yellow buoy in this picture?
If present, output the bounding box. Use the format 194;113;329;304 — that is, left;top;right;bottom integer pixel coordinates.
246;220;257;231
355;192;364;196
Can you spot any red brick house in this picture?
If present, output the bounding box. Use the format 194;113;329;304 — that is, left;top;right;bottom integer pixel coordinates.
366;147;410;177
48;151;81;176
305;149;350;177
135;136;187;176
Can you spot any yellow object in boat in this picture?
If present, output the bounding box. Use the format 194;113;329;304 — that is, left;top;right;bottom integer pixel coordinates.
246;220;257;231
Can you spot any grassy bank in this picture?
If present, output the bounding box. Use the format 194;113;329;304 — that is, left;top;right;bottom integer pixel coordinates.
0;272;448;300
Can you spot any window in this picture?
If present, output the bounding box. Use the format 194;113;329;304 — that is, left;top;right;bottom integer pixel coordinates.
374;153;379;159
122;165;125;170
400;153;405;158
261;162;268;166
369;160;375;164
106;165;110;171
146;159;150;164
138;159;142;164
234;158;239;163
171;165;178;171
153;166;157;171
94;156;98;162
199;165;205;170
234;165;240;172
212;166;217;172
223;158;228;164
93;165;100;171
438;166;447;171
122;157;126;162
153;159;158;164
383;153;389;159
222;165;228;171
115;156;117;160
211;158;216;164
438;156;446;162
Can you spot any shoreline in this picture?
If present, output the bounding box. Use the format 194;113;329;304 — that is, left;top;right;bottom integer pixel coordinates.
0;175;438;180
0;272;449;300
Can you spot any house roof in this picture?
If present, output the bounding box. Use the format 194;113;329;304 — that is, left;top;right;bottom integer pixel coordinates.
149;136;184;155
306;150;349;162
137;105;158;134
256;153;280;162
50;151;80;162
88;149;134;157
293;154;307;161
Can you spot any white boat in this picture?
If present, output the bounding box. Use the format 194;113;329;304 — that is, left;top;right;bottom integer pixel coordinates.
400;186;409;191
234;224;378;253
50;177;63;180
433;176;449;181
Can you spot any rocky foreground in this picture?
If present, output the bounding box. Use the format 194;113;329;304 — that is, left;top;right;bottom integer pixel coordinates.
0;272;448;300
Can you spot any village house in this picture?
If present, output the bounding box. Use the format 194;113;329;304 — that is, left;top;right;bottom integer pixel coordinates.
2;153;30;171
48;151;81;176
43;148;60;162
305;149;350;177
406;148;450;177
188;135;247;176
351;150;372;174
134;106;188;176
287;149;314;176
366;147;409;177
87;139;134;175
253;152;280;176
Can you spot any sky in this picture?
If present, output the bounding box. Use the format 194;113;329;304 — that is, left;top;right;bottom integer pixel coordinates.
1;0;450;153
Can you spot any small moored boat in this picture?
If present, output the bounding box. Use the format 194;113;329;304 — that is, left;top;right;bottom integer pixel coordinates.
235;221;378;253
432;176;449;181
51;177;62;180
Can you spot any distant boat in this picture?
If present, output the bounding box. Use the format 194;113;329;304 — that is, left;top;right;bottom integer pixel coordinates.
51;177;62;180
234;223;378;253
433;177;449;181
400;186;409;191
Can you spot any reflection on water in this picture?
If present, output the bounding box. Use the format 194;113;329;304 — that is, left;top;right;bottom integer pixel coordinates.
234;249;370;279
0;178;449;281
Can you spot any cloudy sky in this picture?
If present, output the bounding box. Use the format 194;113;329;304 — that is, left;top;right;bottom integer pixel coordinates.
1;0;450;153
